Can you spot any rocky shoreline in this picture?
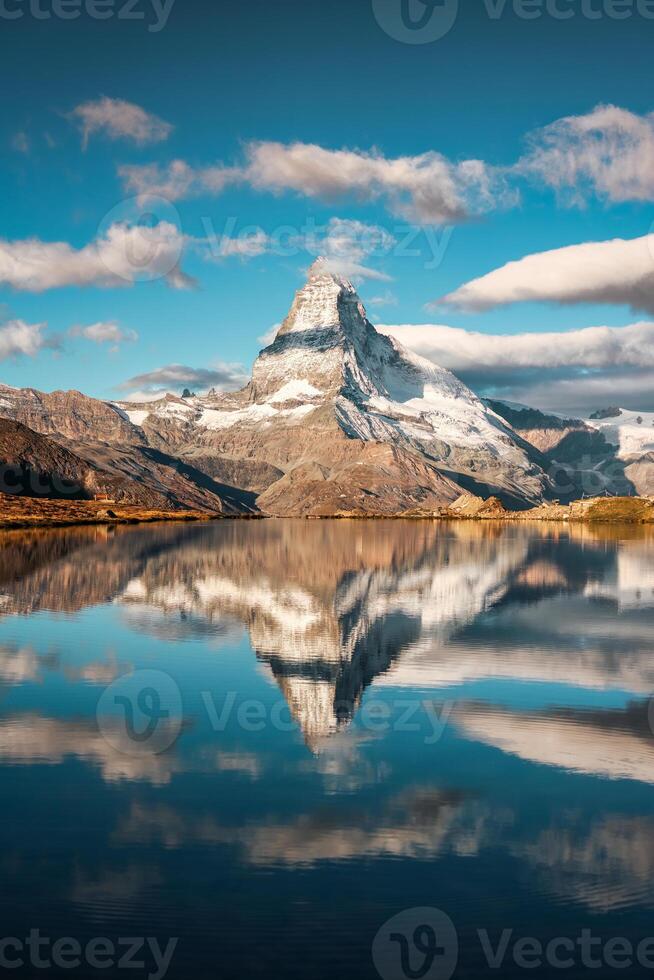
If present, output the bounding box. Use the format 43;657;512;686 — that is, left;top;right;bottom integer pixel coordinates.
396;493;654;524
3;491;654;531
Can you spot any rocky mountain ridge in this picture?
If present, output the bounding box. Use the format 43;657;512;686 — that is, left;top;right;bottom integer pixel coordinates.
488;400;654;498
0;394;255;514
0;264;652;514
116;262;553;513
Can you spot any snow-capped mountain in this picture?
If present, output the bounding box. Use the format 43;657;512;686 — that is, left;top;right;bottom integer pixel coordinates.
3;264;654;513
489;400;654;498
118;261;551;514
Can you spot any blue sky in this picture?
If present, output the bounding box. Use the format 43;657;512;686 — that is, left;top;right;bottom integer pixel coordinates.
2;0;654;413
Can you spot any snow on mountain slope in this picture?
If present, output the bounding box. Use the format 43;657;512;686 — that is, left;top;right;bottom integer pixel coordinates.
585;408;654;457
123;265;495;456
487;399;654;497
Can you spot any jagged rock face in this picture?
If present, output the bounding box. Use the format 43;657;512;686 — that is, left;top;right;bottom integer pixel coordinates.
0;384;144;446
61;440;256;514
120;263;552;512
0;417;180;506
622;456;654;496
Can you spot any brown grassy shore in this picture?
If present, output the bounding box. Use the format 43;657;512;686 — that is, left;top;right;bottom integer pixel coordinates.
319;494;654;523
398;494;654;524
0;494;240;530
3;491;654;529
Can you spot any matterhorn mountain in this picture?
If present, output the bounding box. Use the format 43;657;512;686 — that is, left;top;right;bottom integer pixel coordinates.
117;260;550;514
5;261;652;514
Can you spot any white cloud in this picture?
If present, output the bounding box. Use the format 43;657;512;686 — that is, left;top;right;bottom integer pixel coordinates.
0;320;48;361
70;97;173;148
244;141;506;224
119;160;241;201
70;321;138;346
322;217;385;255
114;105;654;221
315;256;391;282
119;142;509;223
498;370;654;417
519;104;654;204
378;320;654;415
200;216;395;279
0;221;192;292
118;362;248;398
440;234;654;314
311;217;395;281
380;320;654;372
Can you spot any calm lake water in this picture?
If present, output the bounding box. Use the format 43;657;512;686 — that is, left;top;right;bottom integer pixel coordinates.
0;519;653;979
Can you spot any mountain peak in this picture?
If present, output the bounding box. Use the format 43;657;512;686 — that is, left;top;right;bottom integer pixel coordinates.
307;256;352;286
276;259;364;338
307;256;328;276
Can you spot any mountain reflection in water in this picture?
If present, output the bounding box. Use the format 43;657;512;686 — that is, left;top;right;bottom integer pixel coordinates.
0;519;653;978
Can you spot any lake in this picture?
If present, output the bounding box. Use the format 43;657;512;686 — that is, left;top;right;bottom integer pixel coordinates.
0;519;653;979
